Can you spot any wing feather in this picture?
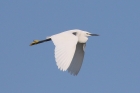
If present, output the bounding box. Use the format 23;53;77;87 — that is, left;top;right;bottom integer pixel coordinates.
51;32;78;71
68;43;85;75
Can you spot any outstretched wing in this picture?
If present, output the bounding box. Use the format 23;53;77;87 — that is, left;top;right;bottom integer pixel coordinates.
68;43;85;75
51;32;78;71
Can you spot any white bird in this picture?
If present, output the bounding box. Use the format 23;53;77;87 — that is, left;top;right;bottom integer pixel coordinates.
30;29;99;75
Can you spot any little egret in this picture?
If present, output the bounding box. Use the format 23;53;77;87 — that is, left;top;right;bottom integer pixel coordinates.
30;29;99;75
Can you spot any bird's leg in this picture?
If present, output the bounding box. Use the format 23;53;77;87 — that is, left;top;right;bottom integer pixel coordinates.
30;38;51;46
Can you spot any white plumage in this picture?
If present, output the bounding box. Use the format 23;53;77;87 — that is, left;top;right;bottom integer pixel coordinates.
30;29;99;75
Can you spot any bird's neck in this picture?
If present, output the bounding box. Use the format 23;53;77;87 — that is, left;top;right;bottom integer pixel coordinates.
78;37;88;43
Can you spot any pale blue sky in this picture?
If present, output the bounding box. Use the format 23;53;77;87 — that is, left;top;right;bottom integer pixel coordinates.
0;0;140;93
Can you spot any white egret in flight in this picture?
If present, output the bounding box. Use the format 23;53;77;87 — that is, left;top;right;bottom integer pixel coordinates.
30;29;99;75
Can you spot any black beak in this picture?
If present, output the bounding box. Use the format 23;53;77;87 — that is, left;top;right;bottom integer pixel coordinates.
90;34;99;36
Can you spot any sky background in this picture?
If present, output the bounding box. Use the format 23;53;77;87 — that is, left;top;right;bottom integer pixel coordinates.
0;0;140;93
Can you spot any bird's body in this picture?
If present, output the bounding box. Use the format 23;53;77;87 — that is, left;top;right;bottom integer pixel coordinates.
30;29;99;75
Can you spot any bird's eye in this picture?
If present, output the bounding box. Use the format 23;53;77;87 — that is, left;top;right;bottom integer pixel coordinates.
86;33;89;35
72;32;77;35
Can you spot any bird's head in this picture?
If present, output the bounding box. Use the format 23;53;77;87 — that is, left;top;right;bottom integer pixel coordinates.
73;30;99;43
71;29;99;37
